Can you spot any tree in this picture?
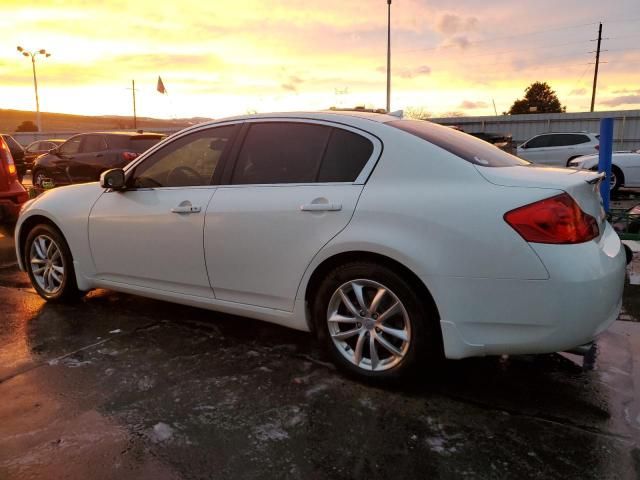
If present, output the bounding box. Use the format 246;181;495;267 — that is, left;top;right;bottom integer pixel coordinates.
404;106;432;120
15;120;38;132
508;82;566;114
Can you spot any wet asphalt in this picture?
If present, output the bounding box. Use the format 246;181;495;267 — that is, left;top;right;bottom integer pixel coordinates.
1;218;640;479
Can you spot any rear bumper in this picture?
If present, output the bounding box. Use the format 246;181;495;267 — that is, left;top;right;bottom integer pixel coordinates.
0;198;24;222
429;222;626;359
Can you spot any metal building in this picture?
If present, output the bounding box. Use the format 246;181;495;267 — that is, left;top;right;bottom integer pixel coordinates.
430;109;640;151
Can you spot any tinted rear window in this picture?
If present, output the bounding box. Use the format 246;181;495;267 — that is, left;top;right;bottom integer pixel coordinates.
318;128;374;182
549;133;590;147
232;122;331;184
388;120;529;167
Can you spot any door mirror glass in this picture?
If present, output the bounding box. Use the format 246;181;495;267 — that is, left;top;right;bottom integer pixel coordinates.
100;168;126;190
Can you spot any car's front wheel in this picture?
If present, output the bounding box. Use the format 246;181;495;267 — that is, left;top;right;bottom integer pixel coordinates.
25;224;82;302
313;262;442;380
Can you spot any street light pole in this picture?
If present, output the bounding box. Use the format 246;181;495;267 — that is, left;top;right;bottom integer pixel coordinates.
386;0;392;112
17;46;51;132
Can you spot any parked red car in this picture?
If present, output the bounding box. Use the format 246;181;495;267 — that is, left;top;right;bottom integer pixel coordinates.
0;137;28;223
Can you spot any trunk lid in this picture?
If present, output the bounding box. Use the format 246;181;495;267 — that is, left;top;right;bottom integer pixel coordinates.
476;164;607;234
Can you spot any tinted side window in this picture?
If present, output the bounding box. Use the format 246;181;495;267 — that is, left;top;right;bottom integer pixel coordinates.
318;129;374;182
525;135;551;148
82;135;108;153
550;134;590;146
60;136;82;155
132;125;237;188
128;136;165;153
232;122;331;185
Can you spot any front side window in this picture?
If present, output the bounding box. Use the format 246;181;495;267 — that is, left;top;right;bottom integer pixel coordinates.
525;135;551;149
59;136;83;155
232;122;331;184
131;125;237;188
26;142;39;153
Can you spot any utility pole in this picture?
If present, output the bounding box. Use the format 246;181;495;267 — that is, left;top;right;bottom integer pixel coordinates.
386;0;391;112
130;80;137;129
590;22;603;112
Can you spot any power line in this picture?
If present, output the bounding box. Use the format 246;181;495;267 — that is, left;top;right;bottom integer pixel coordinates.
398;20;599;53
397;38;591;63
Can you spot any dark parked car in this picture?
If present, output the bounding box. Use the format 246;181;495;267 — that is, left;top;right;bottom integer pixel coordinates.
0;134;26;181
0;137;28;222
23;139;66;169
32;131;166;187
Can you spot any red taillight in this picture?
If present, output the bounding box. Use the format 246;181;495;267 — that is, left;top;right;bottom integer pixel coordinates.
122;151;138;161
595;145;600;151
504;193;599;244
0;141;18;180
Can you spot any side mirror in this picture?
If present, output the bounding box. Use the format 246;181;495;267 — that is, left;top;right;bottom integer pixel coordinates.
100;168;126;190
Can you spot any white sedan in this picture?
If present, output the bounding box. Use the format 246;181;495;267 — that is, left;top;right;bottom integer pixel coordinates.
14;111;626;381
569;150;640;193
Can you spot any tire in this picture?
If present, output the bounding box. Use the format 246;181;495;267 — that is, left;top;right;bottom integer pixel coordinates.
312;261;442;381
611;165;623;195
25;224;82;302
567;156;581;167
32;169;47;188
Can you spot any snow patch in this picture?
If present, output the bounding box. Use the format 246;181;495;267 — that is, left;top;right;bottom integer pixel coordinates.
151;422;174;442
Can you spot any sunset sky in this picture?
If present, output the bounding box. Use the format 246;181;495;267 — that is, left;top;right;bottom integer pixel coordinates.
1;0;639;120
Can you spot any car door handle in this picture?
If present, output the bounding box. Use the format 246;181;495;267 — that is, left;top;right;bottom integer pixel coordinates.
171;205;201;214
95;153;104;158
300;203;342;212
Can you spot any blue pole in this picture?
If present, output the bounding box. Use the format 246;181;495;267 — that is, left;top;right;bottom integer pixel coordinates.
598;118;614;212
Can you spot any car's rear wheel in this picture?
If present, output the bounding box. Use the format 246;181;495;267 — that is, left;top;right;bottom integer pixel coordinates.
313;262;441;380
33;169;48;188
25;224;81;302
611;165;623;194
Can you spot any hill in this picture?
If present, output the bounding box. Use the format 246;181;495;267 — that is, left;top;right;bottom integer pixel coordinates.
0;109;212;133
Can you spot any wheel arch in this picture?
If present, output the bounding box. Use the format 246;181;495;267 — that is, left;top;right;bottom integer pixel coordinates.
303;250;441;339
17;214;66;270
612;164;625;186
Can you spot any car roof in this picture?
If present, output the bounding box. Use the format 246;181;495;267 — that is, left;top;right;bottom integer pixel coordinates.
196;110;402;127
89;131;166;136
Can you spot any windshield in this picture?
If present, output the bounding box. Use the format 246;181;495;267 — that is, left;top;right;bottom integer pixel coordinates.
2;135;23;152
388;120;530;167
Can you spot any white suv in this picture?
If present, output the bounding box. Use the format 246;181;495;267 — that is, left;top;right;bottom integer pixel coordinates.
517;132;599;167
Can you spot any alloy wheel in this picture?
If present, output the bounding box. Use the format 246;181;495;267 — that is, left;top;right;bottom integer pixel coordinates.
29;234;65;295
327;279;412;372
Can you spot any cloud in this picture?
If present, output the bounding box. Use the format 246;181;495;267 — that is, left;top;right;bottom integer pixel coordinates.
397;65;432;79
459;100;488;109
612;88;640;95
569;88;587;96
447;35;471;49
437;14;479;36
601;95;640;107
281;74;303;93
